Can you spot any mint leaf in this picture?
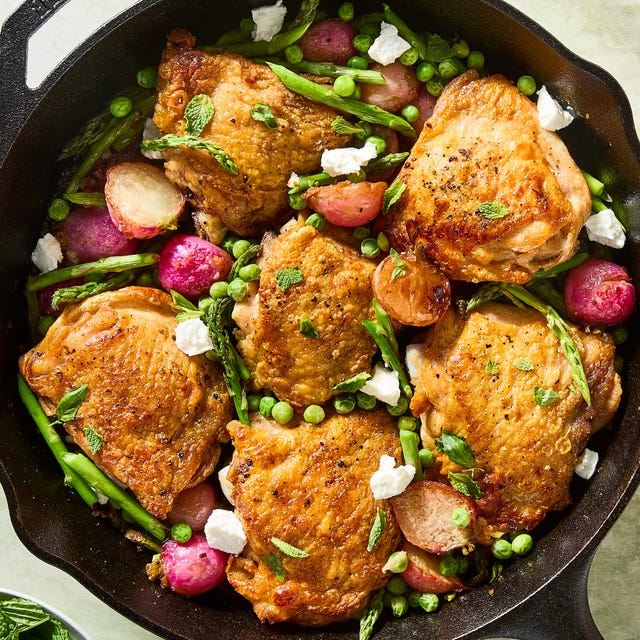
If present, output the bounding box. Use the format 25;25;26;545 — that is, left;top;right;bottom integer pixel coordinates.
513;356;534;371
270;537;310;558
261;553;285;582
382;180;406;215
251;102;278;130
84;427;103;454
367;507;386;552
333;372;371;393
485;358;499;375
476;201;510;220
426;34;452;62
275;267;303;292
533;386;559;407
448;471;483;498
389;248;407;280
435;429;476;469
184;94;215;137
56;385;88;422
299;316;319;338
0;597;49;633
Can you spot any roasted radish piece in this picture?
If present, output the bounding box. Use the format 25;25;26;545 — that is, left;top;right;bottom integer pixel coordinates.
166;482;220;531
411;86;437;134
305;180;386;227
57;206;140;264
372;253;451;326
158;234;233;300
298;18;357;65
161;533;227;597
359;62;421;115
390;480;476;553
564;257;636;325
400;542;467;594
105;162;185;239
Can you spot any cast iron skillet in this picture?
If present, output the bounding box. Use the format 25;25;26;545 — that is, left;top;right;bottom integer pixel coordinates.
0;1;638;639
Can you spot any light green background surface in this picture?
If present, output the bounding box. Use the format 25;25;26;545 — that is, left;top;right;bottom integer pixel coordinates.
0;1;638;639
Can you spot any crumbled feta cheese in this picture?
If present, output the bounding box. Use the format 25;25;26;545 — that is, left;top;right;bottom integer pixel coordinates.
368;21;411;66
287;171;300;189
175;318;214;356
575;448;599;479
31;233;63;273
405;343;427;382
204;509;246;554
321;142;378;177
218;465;235;506
370;455;415;499
141;117;164;160
361;363;401;406
251;0;287;42
95;489;109;505
536;85;574;131
584;209;626;249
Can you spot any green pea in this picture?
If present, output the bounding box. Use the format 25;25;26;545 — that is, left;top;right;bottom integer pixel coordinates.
438;555;460;576
417;592;439;613
399;47;419;66
452;39;470;58
385;550;408;573
353;225;371;241
135;271;155;287
351;84;362;100
227;277;248;301
272;401;294;425
333;74;356;97
353;33;373;53
222;234;239;253
209;281;229;299
511;533;533;555
48;198;70;221
361;237;380;259
451;507;471;528
136;66;157;89
365;135;387;155
516;75;537;96
611;325;629;345
615;354;624;373
376;232;390;252
289;193;308;210
170;523;192;543
356;392;377;410
467;50;485;69
397;415;418;432
347;55;368;70
491;538;513;560
198;296;213;311
231;239;251;259
333;394;356;414
285;44;303;64
419;448;435;468
401;104;420;123
259;396;277;417
390;595;409;618
109;96;133;118
355;121;373;140
416;62;436;83
338;1;354;21
239;263;261;282
426;79;444;97
438;58;459;80
303;404;325;424
305;213;326;231
247;392;262;412
386;576;408;596
456;556;469;574
386;395;409;416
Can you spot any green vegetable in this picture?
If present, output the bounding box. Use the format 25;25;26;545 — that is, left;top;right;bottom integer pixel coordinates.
353;33;373;54
261;553;285;582
356;392;377;410
63;191;107;207
367;507;387;552
227;277;248;301
110;96;133;118
419;448;435;468
348;55;369;70
435;429;476;469
384;550;408;573
51;271;135;309
267;62;417;139
0;596;69;639
426;34;451;62
477;201;510;220
270;537;310;558
448;472;483;499
399;47;419;66
512;356;534;371
376;232;390;252
399;429;422;481
365;135;387;155
517;74;537;96
452;39;470;58
272;401;294;424
251;102;278;130
48;198;71;221
382;4;427;60
171;523;193;543
491;538;513;560
512;533;534;555
278;59;385;84
390;595;409;617
231;239;251;259
259;396;277;418
247;392;262;412
426;79;443;97
530;252;589;280
305;213;326;231
397;415;418;432
485;358;500;375
466;50;485;69
401;104;419;123
228;243;262;280
353;225;371;241
386;576;407;596
333;74;357;97
382;180;406;215
582;170;605;197
303;404;325;424
238;263;261;282
416;61;436;82
359;589;384;640
361;237;380;258
136;66;157;89
438;58;459;80
439;554;460;576
284;44;304;64
451;507;471;529
299;316;320;338
386;394;409;416
417;592;439;613
275;266;304;292
84;427;103;455
533;386;560;407
338;1;354;22
184;94;215;136
333;394;356;413
141;134;238;174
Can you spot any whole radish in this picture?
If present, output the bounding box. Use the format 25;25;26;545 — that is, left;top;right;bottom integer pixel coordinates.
167;482;220;531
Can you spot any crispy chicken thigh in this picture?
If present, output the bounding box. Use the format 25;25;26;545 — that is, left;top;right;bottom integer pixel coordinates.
383;71;591;283
232;218;377;408
19;287;232;518
226;409;402;626
153;29;348;236
410;302;620;542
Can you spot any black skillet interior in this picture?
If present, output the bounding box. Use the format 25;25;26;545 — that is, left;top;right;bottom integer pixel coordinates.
0;1;639;639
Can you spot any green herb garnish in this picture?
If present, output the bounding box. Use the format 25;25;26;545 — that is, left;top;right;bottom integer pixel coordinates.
389;249;407;280
251;102;278;130
513;356;534;371
533;386;560;407
299;317;319;338
485;358;500;375
477;201;510;220
382;180;406;215
62;191;107;207
270;537;310;558
367;508;387;552
435;429;476;469
275;267;304;292
84;427;103;454
333;372;371;393
184;94;215;136
448;471;483;499
261;553;285;582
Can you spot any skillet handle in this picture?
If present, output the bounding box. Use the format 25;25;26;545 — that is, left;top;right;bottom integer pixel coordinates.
469;548;604;640
0;0;71;161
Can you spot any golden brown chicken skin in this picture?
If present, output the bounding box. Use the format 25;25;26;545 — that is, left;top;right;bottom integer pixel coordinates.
410;302;621;543
382;71;591;283
19;286;232;519
153;29;348;237
232;218;378;408
226;409;402;626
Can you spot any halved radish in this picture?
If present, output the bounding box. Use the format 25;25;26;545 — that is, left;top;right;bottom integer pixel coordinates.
166;481;221;532
359;62;421;115
304;180;387;227
400;541;467;594
390;480;476;553
105;162;185;239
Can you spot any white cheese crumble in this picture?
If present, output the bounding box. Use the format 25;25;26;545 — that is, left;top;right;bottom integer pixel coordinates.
141;117;164;160
368;21;411;66
536;85;574;131
218;464;235;506
287;171;300;189
405;343;427;382
584;209;626;249
251;0;287;42
204;509;247;554
370;454;415;499
321;142;378;177
174;318;214;356
575;448;599;479
31;233;63;273
361;362;401;406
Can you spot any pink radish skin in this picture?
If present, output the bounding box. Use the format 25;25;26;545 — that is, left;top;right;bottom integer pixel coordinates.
158;234;233;300
38;278;84;316
400;542;467;594
167;482;220;531
411;86;437;134
564;257;635;325
304;181;387;227
57;207;140;264
299;18;357;65
161;533;228;597
359;62;421;115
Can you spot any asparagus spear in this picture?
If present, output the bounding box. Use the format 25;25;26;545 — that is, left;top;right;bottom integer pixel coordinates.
51;272;135;310
382;4;428;61
26;253;159;293
269;59;386;84
267;62;417;139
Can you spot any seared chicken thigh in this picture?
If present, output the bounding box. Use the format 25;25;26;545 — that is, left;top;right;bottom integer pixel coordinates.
226;409;402;626
19;287;232;518
410;302;620;542
153;29;348;236
383;71;591;283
